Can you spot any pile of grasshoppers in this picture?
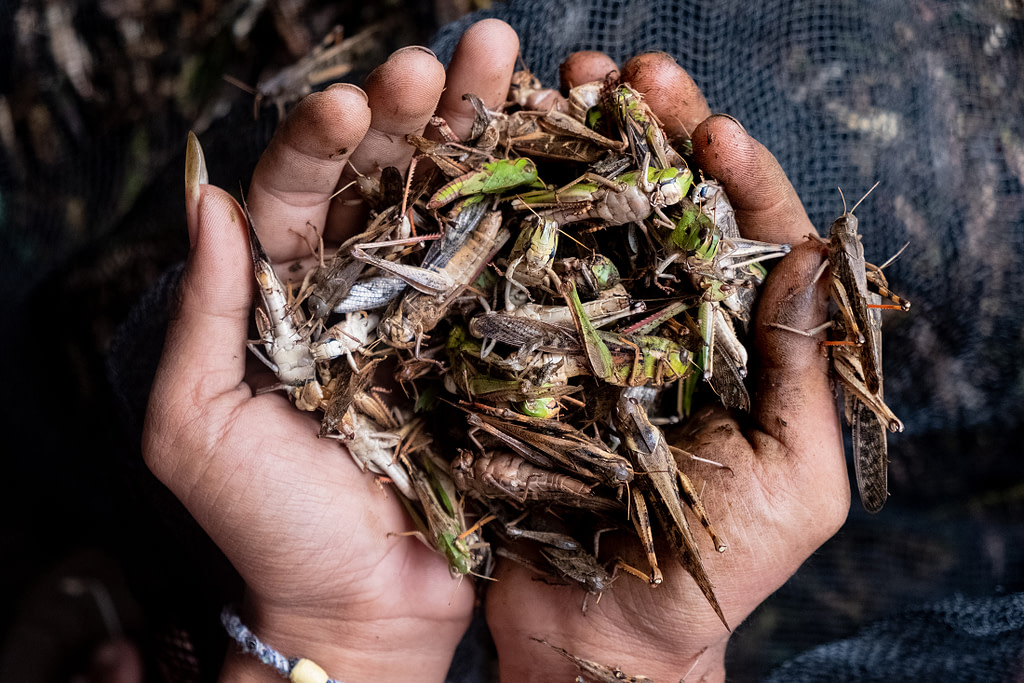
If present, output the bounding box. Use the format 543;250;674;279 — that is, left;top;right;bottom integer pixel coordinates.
232;68;906;631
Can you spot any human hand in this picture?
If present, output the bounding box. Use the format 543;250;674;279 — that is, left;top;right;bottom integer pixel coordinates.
484;51;848;682
141;20;522;683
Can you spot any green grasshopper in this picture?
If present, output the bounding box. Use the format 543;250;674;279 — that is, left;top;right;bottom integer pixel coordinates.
553;253;622;298
426;157;541;210
394;440;491;577
510;165;692;228
448;322;584;418
503;214;561;305
644;184;787;411
469;303;691;388
446;367;581;419
659;193;788;381
606;81;686;171
562;280;693;387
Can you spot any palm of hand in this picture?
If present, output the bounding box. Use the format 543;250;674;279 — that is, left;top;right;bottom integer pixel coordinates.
488;399;846;679
188;387;474;623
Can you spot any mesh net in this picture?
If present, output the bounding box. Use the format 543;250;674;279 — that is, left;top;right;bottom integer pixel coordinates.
3;0;1023;680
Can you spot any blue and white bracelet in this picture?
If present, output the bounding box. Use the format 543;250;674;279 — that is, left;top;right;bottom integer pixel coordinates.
221;606;346;683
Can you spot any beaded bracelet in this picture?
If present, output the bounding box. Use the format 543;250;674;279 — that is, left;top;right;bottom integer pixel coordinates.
220;606;346;683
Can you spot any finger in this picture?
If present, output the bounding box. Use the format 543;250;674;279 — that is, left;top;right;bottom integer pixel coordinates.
620;52;711;140
559;51;618;89
751;240;844;471
436;19;520;140
325;46;447;241
247;84;371;265
691;114;815;244
146;185;253;480
166;185;252;392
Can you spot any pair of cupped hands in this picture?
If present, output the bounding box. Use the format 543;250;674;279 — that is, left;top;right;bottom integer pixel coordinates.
143;19;847;683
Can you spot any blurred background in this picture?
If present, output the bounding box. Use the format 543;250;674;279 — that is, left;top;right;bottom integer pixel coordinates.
2;0;1023;680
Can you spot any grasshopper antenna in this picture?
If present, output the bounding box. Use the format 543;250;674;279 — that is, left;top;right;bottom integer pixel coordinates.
846;181;881;216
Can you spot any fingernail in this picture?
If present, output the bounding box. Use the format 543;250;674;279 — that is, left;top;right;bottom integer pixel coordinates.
391;45;437;60
709;113;748;136
185;131;208;247
326;82;369;104
636;50;677;62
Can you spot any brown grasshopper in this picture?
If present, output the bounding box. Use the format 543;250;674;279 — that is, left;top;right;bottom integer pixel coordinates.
614;391;729;629
225;24;385;120
462;403;634;487
355;210;509;353
819;186;910;393
832;292;900;512
771;185;908;512
450;448;598;504
460;91;627;163
498;527;650;613
821;188;907;511
531;638;656;683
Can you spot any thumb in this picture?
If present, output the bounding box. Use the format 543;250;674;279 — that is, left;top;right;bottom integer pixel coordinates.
750;239;849;511
144;180;253;474
143;153;254;495
164;183;253;401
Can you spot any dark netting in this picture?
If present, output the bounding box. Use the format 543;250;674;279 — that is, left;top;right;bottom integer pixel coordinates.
430;2;1024;679
439;0;1024;678
436;0;1024;435
3;0;1023;680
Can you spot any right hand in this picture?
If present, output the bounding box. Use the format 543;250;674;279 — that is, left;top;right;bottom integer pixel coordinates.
142;19;522;683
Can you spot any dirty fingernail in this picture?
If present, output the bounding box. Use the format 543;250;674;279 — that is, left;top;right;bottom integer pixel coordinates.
327;82;369;104
637;50;677;61
709;113;748;136
391;45;437;60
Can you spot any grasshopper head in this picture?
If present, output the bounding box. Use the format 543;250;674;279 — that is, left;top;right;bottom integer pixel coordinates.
652;166;693;208
512;157;539;181
440;533;474;576
831;183;876;238
829;212;860;239
379;313;418;348
517;396;561;418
